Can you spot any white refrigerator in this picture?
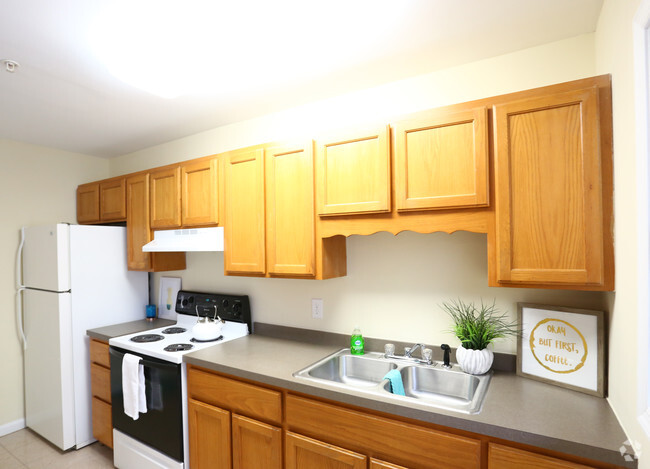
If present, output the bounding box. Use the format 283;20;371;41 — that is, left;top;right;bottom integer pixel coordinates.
16;224;148;450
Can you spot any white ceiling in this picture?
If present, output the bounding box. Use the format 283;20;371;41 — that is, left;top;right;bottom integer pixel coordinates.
0;0;604;158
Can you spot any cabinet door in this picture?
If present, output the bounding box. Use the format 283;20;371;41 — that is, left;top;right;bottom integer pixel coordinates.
488;444;595;469
99;177;126;221
493;87;605;287
126;173;186;272
286;394;480;469
77;182;100;224
286;432;366;469
188;399;231;469
182;158;219;227
394;107;488;211
91;396;113;448
266;142;315;277
224;148;266;274
371;459;410;469
232;414;282;469
126;174;153;271
150;166;181;229
317;125;391;215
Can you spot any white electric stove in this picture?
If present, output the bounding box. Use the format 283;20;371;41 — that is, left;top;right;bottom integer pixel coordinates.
108;290;251;469
109;306;249;364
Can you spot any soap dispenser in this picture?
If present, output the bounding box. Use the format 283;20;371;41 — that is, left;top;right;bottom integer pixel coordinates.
351;326;365;355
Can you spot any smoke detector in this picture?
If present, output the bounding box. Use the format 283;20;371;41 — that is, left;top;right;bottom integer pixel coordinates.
2;60;20;73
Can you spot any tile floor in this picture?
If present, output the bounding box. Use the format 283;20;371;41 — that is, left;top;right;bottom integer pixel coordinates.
0;429;113;468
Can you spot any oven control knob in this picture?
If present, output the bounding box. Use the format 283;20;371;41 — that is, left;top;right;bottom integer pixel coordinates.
232;302;242;316
181;297;188;306
221;299;229;309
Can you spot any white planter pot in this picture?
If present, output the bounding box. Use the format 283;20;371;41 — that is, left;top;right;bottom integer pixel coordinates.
456;345;493;375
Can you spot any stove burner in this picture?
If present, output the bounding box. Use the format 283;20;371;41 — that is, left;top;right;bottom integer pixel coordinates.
162;327;187;334
130;334;165;343
191;335;224;343
164;343;194;352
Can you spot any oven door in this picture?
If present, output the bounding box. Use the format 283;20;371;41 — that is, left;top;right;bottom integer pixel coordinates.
109;346;183;463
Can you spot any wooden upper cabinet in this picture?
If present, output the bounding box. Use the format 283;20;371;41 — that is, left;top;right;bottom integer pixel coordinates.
393;107;488;211
99;177;126;221
77;182;100;223
493;86;609;288
77;177;127;224
126;173;185;272
224;147;266;275
126;173;153;271
181;158;219;227
266;142;315;277
150;166;182;229
316;125;391;216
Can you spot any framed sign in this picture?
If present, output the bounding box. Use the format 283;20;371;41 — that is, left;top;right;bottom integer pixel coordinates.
159;277;181;320
517;303;606;397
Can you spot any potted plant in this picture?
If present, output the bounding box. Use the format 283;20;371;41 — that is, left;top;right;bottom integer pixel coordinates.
441;299;518;375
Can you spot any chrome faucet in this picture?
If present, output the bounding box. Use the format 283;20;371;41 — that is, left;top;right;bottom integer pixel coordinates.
384;343;433;365
404;343;425;358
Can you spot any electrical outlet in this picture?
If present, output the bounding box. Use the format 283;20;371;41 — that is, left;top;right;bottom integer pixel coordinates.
311;298;323;319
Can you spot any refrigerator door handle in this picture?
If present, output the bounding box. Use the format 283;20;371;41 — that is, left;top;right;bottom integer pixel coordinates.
16;227;26;350
15;287;26;350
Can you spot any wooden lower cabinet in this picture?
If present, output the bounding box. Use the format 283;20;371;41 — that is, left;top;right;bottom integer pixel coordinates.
186;366;621;469
370;458;410;469
232;414;282;469
488;443;596;469
285;432;366;469
89;339;112;448
286;394;479;469
188;399;231;469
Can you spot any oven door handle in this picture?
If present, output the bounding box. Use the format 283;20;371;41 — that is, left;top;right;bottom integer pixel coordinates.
109;347;180;371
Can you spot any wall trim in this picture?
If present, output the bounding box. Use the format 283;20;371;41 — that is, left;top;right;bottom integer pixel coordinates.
634;0;650;440
0;418;25;438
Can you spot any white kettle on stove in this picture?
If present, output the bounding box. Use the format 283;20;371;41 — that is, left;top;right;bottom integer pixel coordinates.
192;306;224;341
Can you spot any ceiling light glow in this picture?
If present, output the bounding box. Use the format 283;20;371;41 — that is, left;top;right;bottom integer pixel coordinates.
90;0;406;99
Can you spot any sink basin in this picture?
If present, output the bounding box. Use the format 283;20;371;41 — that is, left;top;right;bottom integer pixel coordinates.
400;365;481;407
293;349;491;414
305;353;397;387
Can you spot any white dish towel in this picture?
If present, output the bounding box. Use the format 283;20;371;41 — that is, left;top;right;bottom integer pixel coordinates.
122;353;147;420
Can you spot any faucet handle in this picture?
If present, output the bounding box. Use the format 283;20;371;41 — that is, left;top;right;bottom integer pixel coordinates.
404;346;412;357
422;348;433;363
384;343;395;357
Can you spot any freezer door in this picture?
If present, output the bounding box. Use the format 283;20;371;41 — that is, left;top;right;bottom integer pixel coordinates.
22;224;71;292
23;289;75;450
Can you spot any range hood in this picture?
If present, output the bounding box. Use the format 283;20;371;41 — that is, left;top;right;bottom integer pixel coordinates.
142;227;224;252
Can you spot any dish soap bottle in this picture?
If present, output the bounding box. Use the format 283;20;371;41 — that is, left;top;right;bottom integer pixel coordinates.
351;326;364;355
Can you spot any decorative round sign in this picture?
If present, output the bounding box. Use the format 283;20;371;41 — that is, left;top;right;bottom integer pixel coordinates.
529;318;588;374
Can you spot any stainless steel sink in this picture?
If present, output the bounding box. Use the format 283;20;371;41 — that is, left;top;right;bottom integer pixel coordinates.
293;349;491;414
304;353;398;387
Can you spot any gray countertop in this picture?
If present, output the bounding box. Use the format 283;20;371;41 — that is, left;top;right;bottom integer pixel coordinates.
86;320;634;467
184;334;635;468
87;318;175;342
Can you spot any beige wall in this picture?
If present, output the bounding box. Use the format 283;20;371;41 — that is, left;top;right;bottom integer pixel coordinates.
595;0;648;467
110;33;597;174
0;139;108;430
